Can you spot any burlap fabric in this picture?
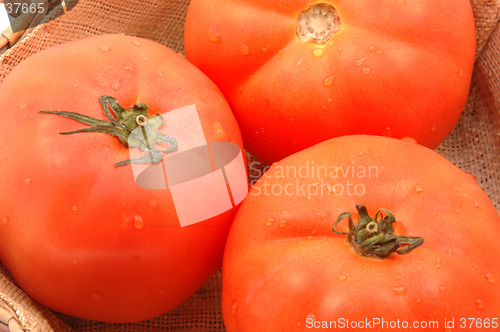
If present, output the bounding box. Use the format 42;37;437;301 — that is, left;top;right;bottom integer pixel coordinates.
0;0;499;331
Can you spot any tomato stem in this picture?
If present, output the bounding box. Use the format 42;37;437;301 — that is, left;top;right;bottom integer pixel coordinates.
39;96;177;167
332;205;423;259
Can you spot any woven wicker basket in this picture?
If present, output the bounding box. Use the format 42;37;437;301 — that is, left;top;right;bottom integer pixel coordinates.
0;0;499;331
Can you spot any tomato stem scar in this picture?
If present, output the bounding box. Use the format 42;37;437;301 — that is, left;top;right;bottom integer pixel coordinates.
332;205;423;259
296;3;341;45
39;96;178;167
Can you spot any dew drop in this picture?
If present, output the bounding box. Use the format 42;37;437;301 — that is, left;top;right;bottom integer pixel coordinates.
297;321;301;326
353;58;366;67
398;0;406;4
414;185;423;193
237;87;243;94
328;41;336;46
280;220;286;227
312;48;324;57
394;286;406;295
207;24;221;43
439;286;446;293
431;123;437;131
149;200;158;208
90;292;102;300
338;47;343;53
237;289;242;296
375;49;384;55
231;299;238;315
72;260;78;265
99;45;110;52
323;74;335;86
486;274;496;284
307;313;317;322
369;46;375;52
432;213;437;218
458;68;463;78
240;45;250;55
134;215;144;230
445;328;452;332
327;98;333;103
266;218;274;226
465;172;476;181
278;49;284;55
72;83;78;88
436;257;441;269
358;152;364;156
20;102;27;109
1;217;8;224
72;206;77;212
476;299;484;308
361;67;371;75
401;137;417;144
383;127;392;137
338;275;347;281
123;61;135;72
132;40;141;46
262;48;267;52
25;178;32;185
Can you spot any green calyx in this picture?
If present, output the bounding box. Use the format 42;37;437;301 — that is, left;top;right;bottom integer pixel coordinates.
332;205;423;259
39;96;177;167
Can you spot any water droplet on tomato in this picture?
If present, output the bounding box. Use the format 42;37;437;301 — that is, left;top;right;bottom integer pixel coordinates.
276;207;283;213
394;286;406;295
280;220;286;227
476;299;484;308
383;127;392;137
266;218;274;226
375;49;384;55
401;137;417;144
297;321;302;326
361;67;371;75
465;172;476;181
2;217;8;224
100;45;110;52
72;206;77;212
231;299;238;315
20;102;27;109
207;24;221;43
278;49;284;55
237;87;243;94
431;123;437;132
436;257;441;269
123;61;135;72
414;185;423;193
307;313;317;322
289;118;294;125
432;213;437;218
353;58;366;67
338;47;343;53
323;74;335;86
486;274;496;284
338;275;347;281
358;152;364;156
149;200;157;209
25;178;32;185
369;46;375;52
439;286;446;293
398;0;406;4
445;328;452;332
327;98;333;103
446;246;454;257
90;292;102;300
132;40;142;46
240;45;250;55
458;68;463;78
313;48;324;57
262;47;267;52
237;289;241;296
72;260;78;265
474;200;481;209
134;215;144;230
328;40;336;46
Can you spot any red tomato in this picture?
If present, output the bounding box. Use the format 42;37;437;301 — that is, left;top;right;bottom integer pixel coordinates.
184;0;476;164
0;34;245;322
222;135;500;331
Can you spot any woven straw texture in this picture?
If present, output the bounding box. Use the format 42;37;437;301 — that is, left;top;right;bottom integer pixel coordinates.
0;0;500;331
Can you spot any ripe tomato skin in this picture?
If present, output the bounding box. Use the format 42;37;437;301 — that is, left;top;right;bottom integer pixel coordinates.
0;34;244;322
184;0;476;164
222;135;500;331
